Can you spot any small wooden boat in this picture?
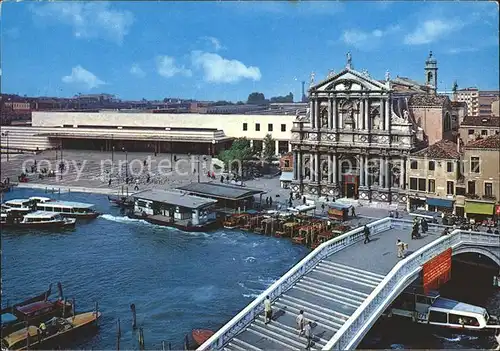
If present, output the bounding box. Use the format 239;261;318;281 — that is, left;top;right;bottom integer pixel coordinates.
1;311;101;350
1;211;76;229
0;285;52;315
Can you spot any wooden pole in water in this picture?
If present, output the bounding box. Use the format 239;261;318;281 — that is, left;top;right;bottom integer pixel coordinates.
116;319;121;351
161;341;165;351
138;328;145;350
94;301;99;326
168;342;172;350
130;304;137;329
72;298;76;319
62;299;66;318
26;323;30;349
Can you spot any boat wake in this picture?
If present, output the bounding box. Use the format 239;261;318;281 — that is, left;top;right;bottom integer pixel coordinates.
432;334;478;342
244;256;256;263
100;214;150;225
243;293;260;299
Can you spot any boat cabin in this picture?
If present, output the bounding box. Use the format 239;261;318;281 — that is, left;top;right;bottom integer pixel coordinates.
35;201;98;217
21;211;65;223
327;203;352;221
133;189;218;226
427;298;492;329
28;196;52;204
390;286;441;320
3;199;31;209
408;209;441;223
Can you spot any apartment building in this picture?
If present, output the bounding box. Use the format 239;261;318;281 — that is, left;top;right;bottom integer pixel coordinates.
455;88;500;117
459;115;500;146
406;140;462;213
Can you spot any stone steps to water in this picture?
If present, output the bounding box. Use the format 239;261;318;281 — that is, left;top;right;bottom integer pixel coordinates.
225;262;386;350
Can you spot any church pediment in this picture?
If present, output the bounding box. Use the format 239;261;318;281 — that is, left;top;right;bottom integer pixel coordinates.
311;69;389;93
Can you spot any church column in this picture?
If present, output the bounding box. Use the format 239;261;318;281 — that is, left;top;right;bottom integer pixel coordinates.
384;157;390;188
293;151;298;180
365;156;370;187
360;98;365;130
315;152;320;182
379;157;384;187
308;153;313;181
400;158;405;189
327;153;332;183
327;97;332;129
332;98;337;129
384;98;390;131
364;99;369;130
380;99;385;129
310;100;315;129
316;99;321;129
332;154;337;184
360;156;365;187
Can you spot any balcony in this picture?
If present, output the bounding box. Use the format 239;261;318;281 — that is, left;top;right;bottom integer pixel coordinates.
465;193;480;200
482;195;497;202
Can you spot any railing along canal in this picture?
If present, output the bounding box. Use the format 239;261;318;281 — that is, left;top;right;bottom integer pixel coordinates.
197;217;392;351
323;229;500;350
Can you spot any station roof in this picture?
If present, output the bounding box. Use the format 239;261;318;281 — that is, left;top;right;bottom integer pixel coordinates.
176;182;266;201
133;189;217;209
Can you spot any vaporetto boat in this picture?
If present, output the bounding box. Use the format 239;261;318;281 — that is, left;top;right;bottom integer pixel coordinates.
35;201;100;219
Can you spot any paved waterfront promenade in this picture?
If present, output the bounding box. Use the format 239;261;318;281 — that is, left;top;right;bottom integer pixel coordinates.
1;150;407;220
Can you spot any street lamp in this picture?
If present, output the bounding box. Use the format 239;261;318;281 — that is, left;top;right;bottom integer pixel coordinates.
123;147;128;182
111;134;114;163
2;131;9;161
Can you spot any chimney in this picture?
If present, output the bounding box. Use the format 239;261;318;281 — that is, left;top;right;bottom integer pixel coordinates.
456;137;461;153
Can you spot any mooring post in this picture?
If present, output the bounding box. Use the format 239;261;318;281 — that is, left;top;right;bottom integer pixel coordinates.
138;327;145;350
26;323;30;349
72;298;76;319
62;299;66;317
116;318;121;351
184;334;189;350
131;304;137;329
168;342;172;350
161;341;165;351
94;301;99;326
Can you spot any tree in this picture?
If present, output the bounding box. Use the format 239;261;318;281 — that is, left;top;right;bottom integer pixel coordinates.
262;133;276;163
247;92;266;105
217;137;254;174
270;92;294;103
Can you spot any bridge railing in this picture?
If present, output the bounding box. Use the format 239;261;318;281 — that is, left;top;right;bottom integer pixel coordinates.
323;229;500;350
197;217;393;351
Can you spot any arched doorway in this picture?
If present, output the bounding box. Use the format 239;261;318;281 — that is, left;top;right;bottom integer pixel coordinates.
339;155;359;199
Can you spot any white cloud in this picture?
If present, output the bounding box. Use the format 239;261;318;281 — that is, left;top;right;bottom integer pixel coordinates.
30;2;134;44
191;51;261;84
62;66;105;90
202;36;224;51
156;56;192;78
130;64;146;78
341;25;400;50
404;19;462;45
446;47;479;54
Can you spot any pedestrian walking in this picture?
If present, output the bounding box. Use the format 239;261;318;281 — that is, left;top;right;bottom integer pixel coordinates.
264;296;272;325
266;197;269;206
351;206;356;217
296;310;305;336
108;179;112;187
304;321;312;348
269;197;273;208
363;225;370;244
397;239;406;258
321;203;325;213
134;179;139;191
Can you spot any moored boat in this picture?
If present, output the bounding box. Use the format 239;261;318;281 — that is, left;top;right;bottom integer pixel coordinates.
0;284;52;315
35;201;100;219
1;311;101;351
183;329;214;350
108;195;134;208
1;211;76;229
387;285;500;335
1;199;33;216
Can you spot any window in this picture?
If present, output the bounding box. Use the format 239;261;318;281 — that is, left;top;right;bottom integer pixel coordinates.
468;181;476;194
485;182;493;196
410;160;418;169
428;179;435;193
456;186;465;196
481;130;488;136
418;178;426;191
410;177;418;190
281;124;286;132
470;157;480;173
391;135;400;142
447;181;454;195
268;123;273;132
255;123;260;131
242;123;248;131
428;161;435;171
284;159;290;168
429;311;448;324
446;162;453;173
468;129;474;135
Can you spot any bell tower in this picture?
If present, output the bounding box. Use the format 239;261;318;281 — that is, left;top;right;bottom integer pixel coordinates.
425;51;438;94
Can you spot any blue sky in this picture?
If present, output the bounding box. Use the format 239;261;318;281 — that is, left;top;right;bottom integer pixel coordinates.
2;1;499;101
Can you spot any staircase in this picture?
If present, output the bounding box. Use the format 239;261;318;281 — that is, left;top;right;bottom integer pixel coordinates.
223;262;385;351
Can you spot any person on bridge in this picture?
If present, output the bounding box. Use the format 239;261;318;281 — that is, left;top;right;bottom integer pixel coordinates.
351;206;356;217
363;225;370;244
397;239;406;258
296;310;305;336
304;321;313;349
264;296;272;325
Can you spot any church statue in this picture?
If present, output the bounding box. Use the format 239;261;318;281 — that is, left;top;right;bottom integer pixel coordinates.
403;109;409;120
361;69;369;77
385;70;391;82
328;69;335;78
346;52;352;68
309;72;315;87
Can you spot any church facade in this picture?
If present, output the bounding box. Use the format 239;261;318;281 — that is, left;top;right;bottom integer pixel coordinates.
290;52;444;204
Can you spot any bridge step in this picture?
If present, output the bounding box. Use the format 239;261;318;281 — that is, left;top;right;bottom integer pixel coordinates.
249;322;304;350
301;276;369;299
300;276;366;304
254;319;327;349
294;284;360;311
315;264;379;288
228;337;263;351
281;294;350;321
307;270;375;295
316;262;383;286
320;261;386;281
273;300;342;331
286;286;358;316
295;281;363;307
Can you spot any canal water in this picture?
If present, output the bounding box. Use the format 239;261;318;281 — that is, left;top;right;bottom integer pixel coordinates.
2;188;499;349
